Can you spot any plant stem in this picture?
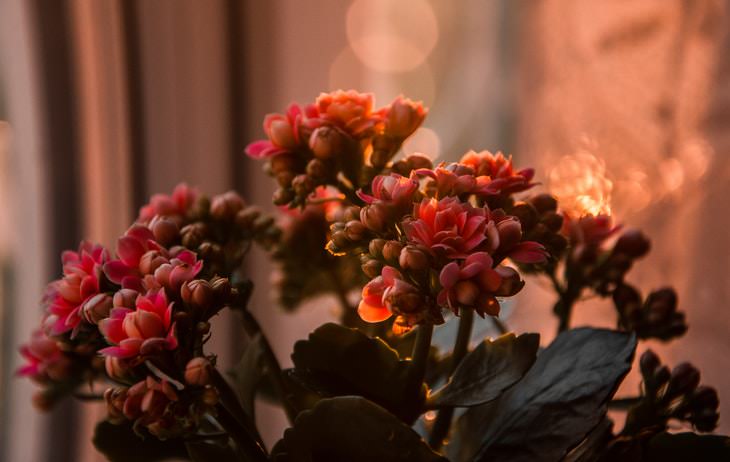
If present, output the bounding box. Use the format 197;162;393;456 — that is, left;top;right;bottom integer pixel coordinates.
404;323;434;415
209;366;262;445
428;309;474;450
491;316;508;335
239;308;298;423
554;283;581;334
214;404;268;462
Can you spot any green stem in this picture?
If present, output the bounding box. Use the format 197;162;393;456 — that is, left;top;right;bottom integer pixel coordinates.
428;309;474;450
214;404;268;462
239;309;298;423
404;323;434;415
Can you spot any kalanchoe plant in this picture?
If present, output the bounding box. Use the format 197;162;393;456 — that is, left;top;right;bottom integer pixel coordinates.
18;91;729;462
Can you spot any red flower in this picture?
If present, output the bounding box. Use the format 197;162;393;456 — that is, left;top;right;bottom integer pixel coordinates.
98;289;177;359
459;150;535;195
17;329;72;382
104;224;202;292
357;266;423;323
416;163;500;198
245;103;318;159
357;173;419;207
404;197;496;258
384;95;427;139
138;183;198;225
437;252;524;317
45;241;110;335
314;90;382;137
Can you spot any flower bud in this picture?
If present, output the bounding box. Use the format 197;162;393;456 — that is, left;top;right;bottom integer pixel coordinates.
184;357;212;386
454;280;480;305
614;229;651;258
344;220;367;242
253;215;275;234
330;230;350;250
139;250;167;275
113;288;139;308
150;217;180;246
211;277;232;305
292;174;314;197
306;158;329;181
369;238;386;258
236;206;262;229
510;202;539;230
181;279;214;310
665;363;700;401
181;222;208;249
360;204;387;232
382;241;404;263
309;126;344;159
497;218;523;250
542;212;564;233
385;96;426;139
105;356;133;382
82;293;113;324
639;349;661;379
343;206;361;223
494;266;524;297
273;188;295;205
529;194;558;214
269;153;298;175
211;191;245;221
361;258;383;278
399;246;429;271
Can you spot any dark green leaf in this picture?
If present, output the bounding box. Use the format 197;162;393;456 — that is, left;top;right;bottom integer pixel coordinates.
92;421;189;462
449;328;635;462
229;333;266;419
645;432;730;462
185;441;239;462
271;396;447;462
429;333;539;408
290;323;420;421
563;417;614;462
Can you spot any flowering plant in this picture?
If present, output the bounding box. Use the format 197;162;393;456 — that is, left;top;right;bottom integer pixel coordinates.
19;91;728;461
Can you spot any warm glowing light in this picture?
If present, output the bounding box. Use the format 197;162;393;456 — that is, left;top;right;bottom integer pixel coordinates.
549;150;613;216
401;127;441;160
345;0;439;73
424;410;437;421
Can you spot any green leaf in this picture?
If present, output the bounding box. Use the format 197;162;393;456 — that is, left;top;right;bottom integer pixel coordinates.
270;396;447;462
290;323;420;422
449;328;636;462
229;333;266;419
92;421;189;462
645;432;730;462
428;333;539;408
185;441;239;462
562;417;614;462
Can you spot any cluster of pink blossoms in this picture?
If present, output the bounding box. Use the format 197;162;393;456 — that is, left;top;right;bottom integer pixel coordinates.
328;150;547;331
17;183;274;436
246;90;427;207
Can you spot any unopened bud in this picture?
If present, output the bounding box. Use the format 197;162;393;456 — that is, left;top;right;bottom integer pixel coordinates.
181;222;208;249
497;218;523;249
361;258;383;278
292;174;314;197
665;363;701;400
253;215;275;234
139;250;167;275
614;229;651;258
399;246;429;271
151;217;180;246
382;241;404;263
360;204;387;232
494;266;524;297
306;158;329;180
113;288;139;308
269;153;298;175
385;96;426;139
211;191;245;221
369;238;386;258
105;356;132;382
185;357;212;386
309;126;343;160
211;277;232;305
344;220;366;241
343;206;361;222
639;349;661;379
236;206;262;229
510;202;539;230
82;293;113;324
542;212;564;233
529;194;558;214
276;171;295;188
181;279;214;309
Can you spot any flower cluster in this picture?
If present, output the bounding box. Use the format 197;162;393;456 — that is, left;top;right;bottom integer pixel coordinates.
246;90;427;207
613;284;687;341
623;350;720;434
327;153;547;330
17;184;276;437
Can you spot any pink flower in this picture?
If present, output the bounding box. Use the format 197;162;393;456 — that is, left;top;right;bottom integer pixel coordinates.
437;252;524;317
404;197;496;258
315;90;382;137
45;241;110;335
562;213;619;248
491;214;549;264
357;173;419;207
416;163;501;198
98;289;177;359
384;95;427;139
103;224;202;292
17;329;71;382
459;150;535;195
138;183;198;225
245;103;318;159
357;266;423;323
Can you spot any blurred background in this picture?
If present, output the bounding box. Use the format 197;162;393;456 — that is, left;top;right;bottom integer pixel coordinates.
1;0;729;460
